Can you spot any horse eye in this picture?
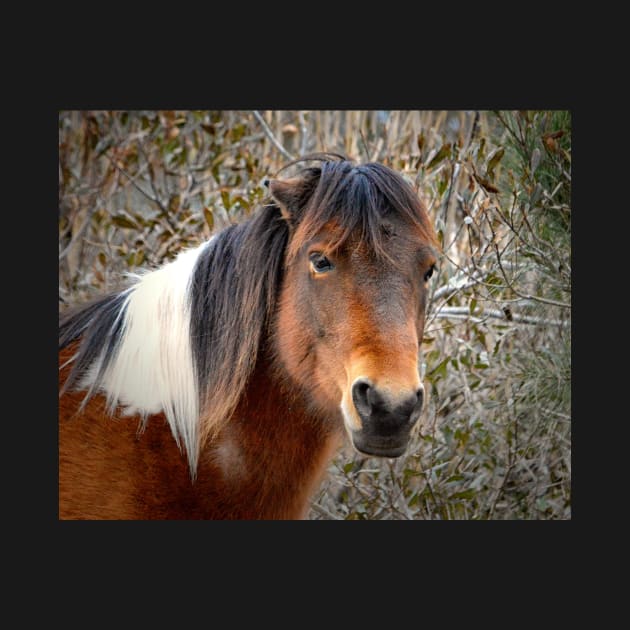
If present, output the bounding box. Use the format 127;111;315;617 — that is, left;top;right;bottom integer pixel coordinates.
310;253;334;274
424;264;435;282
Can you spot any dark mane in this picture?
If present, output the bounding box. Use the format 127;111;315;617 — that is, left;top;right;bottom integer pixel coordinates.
59;291;130;397
281;156;438;263
189;203;289;442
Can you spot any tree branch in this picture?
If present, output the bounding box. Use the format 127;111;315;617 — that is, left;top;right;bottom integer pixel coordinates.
298;111;308;156
432;305;569;327
252;111;295;162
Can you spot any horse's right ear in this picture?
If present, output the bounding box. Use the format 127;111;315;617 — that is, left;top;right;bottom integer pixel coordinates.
266;177;304;223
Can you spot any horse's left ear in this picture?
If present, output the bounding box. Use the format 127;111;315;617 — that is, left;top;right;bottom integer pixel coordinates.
266;177;305;223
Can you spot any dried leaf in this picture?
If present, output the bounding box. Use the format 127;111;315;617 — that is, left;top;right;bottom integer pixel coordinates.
221;190;231;211
111;213;138;230
416;132;425;154
281;124;298;134
203;207;214;231
168;194;180;214
486;147;504;178
543;132;562;153
474;174;500;194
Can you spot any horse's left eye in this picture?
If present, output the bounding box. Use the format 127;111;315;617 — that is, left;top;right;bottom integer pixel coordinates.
310;253;334;274
424;264;435;282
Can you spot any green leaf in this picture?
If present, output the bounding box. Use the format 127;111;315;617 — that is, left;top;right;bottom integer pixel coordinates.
530;147;541;175
476;330;487;349
477;137;486;162
426;143;451;171
470;298;477;315
429;357;450;381
437;171;449;196
450;489;475;500
437;228;444;247
446;474;465;483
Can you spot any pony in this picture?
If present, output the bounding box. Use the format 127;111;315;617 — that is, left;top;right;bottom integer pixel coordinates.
59;153;439;519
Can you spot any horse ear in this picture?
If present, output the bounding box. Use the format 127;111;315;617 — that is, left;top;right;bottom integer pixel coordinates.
266;177;304;223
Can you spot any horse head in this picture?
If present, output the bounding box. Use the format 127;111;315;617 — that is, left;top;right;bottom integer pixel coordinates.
268;159;438;457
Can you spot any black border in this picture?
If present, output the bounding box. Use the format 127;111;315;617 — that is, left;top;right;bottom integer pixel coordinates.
40;66;580;596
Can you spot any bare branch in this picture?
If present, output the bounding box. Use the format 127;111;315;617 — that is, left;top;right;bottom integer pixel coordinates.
298;111;308;157
252;111;295;162
104;150;166;213
433;305;569;327
309;502;342;520
431;269;487;301
59;204;99;261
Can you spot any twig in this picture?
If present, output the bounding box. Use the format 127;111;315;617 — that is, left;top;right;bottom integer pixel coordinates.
433;306;568;327
540;407;571;421
359;128;371;162
440;161;460;226
105;150;166;214
431;271;487;301
252;111;295;162
309;502;342;520
59;204;99;261
478;196;571;310
370;137;384;163
298;111;308;157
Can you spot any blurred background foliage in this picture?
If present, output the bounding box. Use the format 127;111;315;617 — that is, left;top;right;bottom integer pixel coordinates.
59;110;571;519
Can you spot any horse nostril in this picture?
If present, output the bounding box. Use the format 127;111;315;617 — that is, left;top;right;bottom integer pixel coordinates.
415;387;424;407
352;378;374;418
407;387;424;425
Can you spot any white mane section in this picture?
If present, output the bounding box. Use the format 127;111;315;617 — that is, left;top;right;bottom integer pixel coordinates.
81;239;212;473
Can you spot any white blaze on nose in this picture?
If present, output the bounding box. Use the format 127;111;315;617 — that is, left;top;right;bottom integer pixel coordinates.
340;388;364;433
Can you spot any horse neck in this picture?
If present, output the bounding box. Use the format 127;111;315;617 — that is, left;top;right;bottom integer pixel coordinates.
199;346;344;519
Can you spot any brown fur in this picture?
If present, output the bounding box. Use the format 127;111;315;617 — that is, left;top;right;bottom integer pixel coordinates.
59;343;343;519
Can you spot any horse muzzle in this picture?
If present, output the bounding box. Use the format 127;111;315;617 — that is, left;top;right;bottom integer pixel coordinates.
345;378;424;458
